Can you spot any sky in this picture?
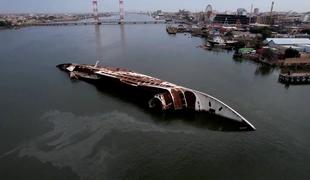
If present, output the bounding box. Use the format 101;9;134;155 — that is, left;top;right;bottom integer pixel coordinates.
0;0;309;13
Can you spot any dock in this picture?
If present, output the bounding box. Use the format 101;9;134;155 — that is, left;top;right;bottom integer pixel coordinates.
278;73;310;84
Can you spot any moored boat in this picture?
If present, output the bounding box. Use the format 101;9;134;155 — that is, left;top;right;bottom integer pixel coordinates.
166;25;177;34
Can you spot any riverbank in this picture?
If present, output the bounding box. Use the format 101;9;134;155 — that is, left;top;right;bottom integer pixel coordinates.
168;24;310;85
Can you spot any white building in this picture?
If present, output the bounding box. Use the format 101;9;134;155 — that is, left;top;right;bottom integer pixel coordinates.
302;14;310;22
265;38;310;48
301;45;310;53
265;38;310;53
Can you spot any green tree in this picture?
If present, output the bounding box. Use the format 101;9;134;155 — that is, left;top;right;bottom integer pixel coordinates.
285;48;300;58
252;37;264;49
261;28;272;39
234;41;246;51
225;31;233;37
262;48;276;61
0;20;12;27
249;27;272;40
300;29;310;34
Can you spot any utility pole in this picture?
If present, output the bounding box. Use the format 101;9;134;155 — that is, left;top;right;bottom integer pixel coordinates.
249;4;253;24
270;1;274;25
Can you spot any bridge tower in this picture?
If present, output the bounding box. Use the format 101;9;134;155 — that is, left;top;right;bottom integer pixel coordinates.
92;0;99;23
119;0;125;23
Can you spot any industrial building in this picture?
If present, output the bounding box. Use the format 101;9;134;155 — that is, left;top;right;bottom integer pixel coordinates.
302;14;310;23
302;45;310;53
265;38;310;52
266;38;310;46
213;14;250;25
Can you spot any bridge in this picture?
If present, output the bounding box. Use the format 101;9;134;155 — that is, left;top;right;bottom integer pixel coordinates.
31;19;168;26
29;1;170;27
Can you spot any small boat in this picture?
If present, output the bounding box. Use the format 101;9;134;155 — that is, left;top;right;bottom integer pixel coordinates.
57;62;256;131
176;24;187;33
208;35;226;47
166;25;177;34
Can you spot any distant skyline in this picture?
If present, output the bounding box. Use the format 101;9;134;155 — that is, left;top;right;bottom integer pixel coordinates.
0;0;309;13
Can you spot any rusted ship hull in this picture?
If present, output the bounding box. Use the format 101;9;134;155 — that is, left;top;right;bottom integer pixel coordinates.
57;63;256;131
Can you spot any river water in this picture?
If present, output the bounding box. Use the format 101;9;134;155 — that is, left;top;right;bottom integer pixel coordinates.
0;15;310;180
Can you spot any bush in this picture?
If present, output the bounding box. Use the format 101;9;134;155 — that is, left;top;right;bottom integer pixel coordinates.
262;48;276;61
249;27;272;40
0;21;6;26
253;38;264;49
285;48;300;58
225;31;233;37
261;29;272;40
234;41;246;50
0;20;12;27
300;29;310;34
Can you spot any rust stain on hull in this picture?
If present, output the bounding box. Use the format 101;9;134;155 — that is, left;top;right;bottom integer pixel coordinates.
57;63;256;131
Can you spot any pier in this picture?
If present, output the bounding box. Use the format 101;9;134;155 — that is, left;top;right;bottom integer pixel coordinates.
278;73;310;84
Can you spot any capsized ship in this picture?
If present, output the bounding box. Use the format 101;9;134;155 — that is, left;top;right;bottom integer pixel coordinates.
57;62;256;131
